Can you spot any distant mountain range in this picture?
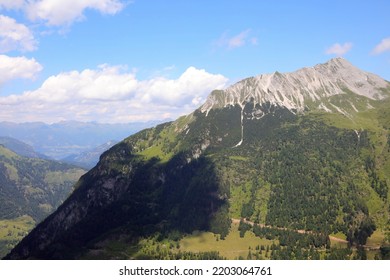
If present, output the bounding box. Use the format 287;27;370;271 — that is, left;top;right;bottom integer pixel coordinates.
0;137;49;160
0;135;118;170
62;140;118;169
0;120;163;159
5;58;390;260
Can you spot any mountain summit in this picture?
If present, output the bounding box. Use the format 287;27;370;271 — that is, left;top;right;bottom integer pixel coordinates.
5;59;390;260
202;58;389;116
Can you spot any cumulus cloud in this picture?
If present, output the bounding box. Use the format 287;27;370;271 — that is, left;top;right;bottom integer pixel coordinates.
0;0;125;26
214;29;258;50
0;66;228;123
0;55;42;85
0;15;37;52
25;0;125;26
0;1;126;55
325;42;353;56
372;37;390;55
0;0;25;10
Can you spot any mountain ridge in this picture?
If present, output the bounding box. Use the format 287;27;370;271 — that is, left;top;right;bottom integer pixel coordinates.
201;58;389;117
0;137;49;160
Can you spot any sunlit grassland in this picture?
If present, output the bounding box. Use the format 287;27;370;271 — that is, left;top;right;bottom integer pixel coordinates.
179;223;275;259
0;215;35;258
366;230;386;247
138;144;171;162
44;169;86;185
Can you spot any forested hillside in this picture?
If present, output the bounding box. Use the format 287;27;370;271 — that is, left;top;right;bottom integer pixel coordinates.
0;145;85;257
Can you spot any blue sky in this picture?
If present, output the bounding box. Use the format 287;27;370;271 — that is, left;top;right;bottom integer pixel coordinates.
0;0;389;123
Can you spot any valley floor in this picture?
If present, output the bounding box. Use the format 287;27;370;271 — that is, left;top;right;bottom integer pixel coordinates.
81;221;388;260
179;222;385;260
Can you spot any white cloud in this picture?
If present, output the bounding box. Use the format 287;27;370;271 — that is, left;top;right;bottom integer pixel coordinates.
0;0;25;10
0;0;126;26
25;0;125;26
214;29;258;50
325;42;353;56
228;29;251;49
0;55;42;85
372;37;390;55
0;1;126;55
0;15;37;52
0;66;228;123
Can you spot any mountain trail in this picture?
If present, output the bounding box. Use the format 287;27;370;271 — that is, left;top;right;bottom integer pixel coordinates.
231;218;380;250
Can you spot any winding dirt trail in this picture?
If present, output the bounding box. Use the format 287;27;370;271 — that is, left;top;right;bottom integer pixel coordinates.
231;218;380;250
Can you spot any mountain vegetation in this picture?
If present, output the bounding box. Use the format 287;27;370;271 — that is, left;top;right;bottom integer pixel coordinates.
5;58;390;260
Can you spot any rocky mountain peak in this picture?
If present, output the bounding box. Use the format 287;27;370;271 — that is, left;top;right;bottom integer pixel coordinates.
201;58;389;116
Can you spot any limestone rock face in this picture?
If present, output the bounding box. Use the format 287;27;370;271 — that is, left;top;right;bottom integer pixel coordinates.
201;58;389;116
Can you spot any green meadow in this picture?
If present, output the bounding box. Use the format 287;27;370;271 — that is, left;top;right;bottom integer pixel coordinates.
0;215;35;258
180;223;275;259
